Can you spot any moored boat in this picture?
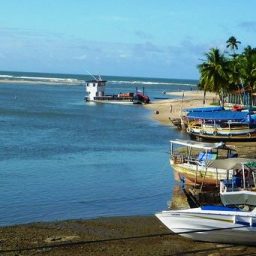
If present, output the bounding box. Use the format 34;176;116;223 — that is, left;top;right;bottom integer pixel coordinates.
160;147;256;245
84;78;150;104
170;139;238;186
185;110;256;141
169;106;224;129
156;205;256;245
217;159;256;207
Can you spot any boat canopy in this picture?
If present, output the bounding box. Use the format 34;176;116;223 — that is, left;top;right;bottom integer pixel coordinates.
206;158;256;170
170;139;234;151
187;110;249;121
184;106;224;113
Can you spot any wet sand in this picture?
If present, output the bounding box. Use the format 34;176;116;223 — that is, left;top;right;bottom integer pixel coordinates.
1;216;255;256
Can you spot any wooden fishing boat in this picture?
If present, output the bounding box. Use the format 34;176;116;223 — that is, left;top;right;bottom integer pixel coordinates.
169;139;238;186
185;110;256;141
169;106;224;129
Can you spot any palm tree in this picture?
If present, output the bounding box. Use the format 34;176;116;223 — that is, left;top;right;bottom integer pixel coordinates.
198;48;230;106
239;46;256;109
226;53;245;104
240;46;256;84
226;36;241;58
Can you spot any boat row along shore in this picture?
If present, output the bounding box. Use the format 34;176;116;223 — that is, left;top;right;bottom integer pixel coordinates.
145;90;256;245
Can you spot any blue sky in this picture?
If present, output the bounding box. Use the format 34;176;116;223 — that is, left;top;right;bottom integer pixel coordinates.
0;0;256;79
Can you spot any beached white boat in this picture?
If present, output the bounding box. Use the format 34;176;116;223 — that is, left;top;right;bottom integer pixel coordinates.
156;206;256;245
170;139;238;186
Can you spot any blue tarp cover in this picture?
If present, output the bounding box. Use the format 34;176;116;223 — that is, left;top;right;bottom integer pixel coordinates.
201;205;241;211
185;106;224;112
187;110;249;121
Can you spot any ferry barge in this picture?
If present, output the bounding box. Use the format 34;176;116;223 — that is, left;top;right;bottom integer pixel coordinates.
84;79;150;104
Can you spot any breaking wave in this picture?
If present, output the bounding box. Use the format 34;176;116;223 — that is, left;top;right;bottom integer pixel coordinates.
0;75;84;85
108;80;197;87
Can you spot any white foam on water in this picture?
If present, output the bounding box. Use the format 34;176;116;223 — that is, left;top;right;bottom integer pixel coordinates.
0;75;84;85
109;80;197;86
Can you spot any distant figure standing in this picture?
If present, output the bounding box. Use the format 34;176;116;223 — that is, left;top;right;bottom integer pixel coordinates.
180;176;186;190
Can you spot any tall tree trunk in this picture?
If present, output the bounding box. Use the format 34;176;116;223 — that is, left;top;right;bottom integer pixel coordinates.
248;87;253;113
219;89;225;107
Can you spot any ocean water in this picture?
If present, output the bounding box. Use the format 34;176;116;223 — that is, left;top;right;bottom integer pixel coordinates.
0;72;195;226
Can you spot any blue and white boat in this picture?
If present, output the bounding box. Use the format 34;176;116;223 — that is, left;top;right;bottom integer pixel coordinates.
170;106;224;129
156;205;256;245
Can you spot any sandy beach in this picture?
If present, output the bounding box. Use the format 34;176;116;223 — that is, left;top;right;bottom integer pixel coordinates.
145;90;219;126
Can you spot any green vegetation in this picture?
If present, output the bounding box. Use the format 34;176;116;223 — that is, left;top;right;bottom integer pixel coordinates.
198;36;256;108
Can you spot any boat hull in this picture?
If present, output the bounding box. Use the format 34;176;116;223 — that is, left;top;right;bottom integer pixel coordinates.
190;132;256;141
171;161;227;186
186;110;256;141
156;210;256;245
86;99;134;105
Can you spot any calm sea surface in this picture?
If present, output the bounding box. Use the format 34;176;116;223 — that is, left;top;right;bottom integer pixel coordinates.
0;72;195;226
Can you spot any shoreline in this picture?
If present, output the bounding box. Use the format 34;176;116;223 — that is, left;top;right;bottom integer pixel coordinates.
1;215;254;255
